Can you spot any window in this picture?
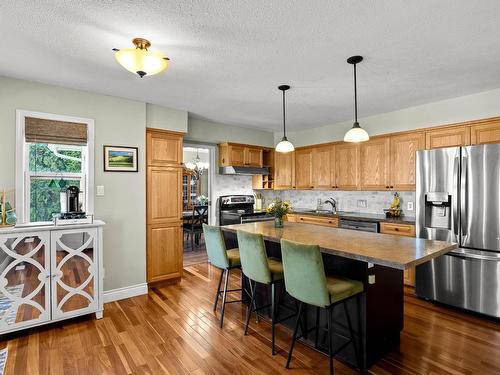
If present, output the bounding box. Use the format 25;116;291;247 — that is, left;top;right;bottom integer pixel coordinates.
16;111;94;223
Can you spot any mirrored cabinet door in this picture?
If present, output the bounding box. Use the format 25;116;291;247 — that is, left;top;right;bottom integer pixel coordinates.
0;232;51;332
51;228;98;320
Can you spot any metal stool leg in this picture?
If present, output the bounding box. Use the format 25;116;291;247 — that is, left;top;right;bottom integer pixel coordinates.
327;306;334;375
244;280;257;335
344;298;360;370
314;306;320;348
286;301;303;369
271;283;276;355
213;269;224;311
219;269;230;328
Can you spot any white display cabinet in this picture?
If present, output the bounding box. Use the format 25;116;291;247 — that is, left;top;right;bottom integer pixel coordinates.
0;221;104;335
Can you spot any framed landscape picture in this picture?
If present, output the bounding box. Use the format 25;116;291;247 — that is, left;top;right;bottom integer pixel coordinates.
103;145;138;172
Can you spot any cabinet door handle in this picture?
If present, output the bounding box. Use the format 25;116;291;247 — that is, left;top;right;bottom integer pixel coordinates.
386;186;390;189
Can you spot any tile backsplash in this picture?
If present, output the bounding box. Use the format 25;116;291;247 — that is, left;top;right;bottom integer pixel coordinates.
257;189;416;217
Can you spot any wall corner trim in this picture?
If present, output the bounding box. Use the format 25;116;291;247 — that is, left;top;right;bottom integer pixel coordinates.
103;283;148;303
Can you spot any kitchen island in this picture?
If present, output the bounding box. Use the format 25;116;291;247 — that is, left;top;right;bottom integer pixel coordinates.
221;221;456;370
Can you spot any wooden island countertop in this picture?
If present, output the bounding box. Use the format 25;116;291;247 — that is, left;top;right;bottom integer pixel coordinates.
221;221;457;270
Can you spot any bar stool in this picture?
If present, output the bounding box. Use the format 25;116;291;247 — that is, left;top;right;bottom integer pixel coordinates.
203;224;242;328
237;230;296;355
280;238;364;374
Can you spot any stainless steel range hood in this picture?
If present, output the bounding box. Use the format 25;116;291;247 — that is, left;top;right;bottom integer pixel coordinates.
219;166;269;175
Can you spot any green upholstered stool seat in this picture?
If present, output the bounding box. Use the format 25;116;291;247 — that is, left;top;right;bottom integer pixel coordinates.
203;224;243;328
267;258;284;281
326;276;364;304
237;230;290;355
280;238;364;374
226;248;241;267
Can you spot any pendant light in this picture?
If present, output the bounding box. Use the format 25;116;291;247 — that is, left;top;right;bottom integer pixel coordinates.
275;85;295;153
344;56;370;142
113;38;170;78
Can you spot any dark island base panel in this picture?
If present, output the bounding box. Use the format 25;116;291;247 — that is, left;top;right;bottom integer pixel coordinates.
224;232;404;371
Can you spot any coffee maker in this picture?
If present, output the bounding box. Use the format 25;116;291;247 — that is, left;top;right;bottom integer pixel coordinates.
59;185;86;219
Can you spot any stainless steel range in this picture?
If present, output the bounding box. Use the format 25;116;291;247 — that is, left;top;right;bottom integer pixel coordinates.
218;195;273;225
415;144;500;318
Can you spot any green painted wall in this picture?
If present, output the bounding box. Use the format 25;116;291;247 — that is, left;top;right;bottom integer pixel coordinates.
278;87;500;147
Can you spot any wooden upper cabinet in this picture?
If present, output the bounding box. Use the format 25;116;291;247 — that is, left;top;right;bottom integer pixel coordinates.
389;132;424;191
295;148;313;189
147;166;183;225
229;145;245;166
244;147;263;167
360;137;391;190
312;145;334;189
146;129;183;167
470;118;500;145
335;143;360;190
274;151;295;189
219;143;263;167
425;125;470;149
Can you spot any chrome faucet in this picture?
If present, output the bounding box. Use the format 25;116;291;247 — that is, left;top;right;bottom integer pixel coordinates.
324;197;337;213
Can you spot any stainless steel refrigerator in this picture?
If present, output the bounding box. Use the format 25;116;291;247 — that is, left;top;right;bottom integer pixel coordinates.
415;144;500;318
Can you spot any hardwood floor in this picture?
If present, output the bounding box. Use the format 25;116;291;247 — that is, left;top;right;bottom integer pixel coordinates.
1;262;499;374
183;235;208;267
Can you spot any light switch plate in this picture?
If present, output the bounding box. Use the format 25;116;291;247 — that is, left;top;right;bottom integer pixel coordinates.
96;185;105;196
407;201;414;211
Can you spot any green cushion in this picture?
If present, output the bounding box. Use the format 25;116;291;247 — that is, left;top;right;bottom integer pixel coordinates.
326;276;364;304
203;224;230;269
226;248;241;267
237;230;272;284
268;258;284;281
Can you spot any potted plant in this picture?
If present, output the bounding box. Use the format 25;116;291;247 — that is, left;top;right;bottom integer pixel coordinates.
266;198;292;228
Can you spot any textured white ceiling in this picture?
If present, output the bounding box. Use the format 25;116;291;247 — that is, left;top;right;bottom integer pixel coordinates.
2;1;500;131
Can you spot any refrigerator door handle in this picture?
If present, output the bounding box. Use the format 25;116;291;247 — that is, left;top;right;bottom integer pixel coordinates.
449;249;500;261
460;154;468;238
452;154;459;237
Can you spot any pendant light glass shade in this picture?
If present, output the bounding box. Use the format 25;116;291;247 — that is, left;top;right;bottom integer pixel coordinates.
114;38;169;78
275;85;295;153
344;122;370;142
344;56;369;143
275;137;295;153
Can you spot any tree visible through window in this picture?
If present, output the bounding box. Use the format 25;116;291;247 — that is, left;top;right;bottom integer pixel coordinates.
28;143;86;222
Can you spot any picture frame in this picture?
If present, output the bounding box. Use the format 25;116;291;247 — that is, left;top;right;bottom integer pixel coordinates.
103;145;139;172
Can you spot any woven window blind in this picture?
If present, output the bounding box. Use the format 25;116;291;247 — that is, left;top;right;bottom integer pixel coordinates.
25;117;88;145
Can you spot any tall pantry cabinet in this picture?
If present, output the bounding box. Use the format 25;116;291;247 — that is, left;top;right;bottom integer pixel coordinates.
146;129;184;284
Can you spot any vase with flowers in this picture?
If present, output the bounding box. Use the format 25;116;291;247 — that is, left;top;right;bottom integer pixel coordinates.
266;198;292;228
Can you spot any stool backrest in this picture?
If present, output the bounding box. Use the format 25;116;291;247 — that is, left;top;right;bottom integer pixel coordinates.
203;224;230;269
280;239;330;308
237;230;272;284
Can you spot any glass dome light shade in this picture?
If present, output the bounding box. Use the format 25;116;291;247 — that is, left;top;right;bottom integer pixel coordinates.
344;122;370;143
275;137;295;153
115;48;169;77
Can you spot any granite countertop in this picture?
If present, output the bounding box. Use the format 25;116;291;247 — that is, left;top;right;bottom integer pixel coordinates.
221;221;456;270
290;209;416;224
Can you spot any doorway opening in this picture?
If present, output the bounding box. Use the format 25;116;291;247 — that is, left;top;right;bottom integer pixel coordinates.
182;143;215;267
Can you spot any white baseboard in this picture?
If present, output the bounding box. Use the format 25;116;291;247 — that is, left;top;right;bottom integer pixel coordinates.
103;283;148;303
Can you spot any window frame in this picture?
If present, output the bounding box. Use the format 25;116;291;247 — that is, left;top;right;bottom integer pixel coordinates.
16;110;94;223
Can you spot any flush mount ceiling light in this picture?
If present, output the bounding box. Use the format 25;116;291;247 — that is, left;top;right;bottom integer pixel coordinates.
113;38;170;78
344;55;370;143
275;85;295;153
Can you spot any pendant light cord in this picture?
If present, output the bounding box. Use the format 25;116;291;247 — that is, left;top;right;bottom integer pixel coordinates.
282;89;287;137
353;62;358;123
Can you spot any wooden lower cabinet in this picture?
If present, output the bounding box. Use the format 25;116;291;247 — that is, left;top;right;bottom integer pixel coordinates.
380;222;416;286
147;223;183;283
295;214;339;228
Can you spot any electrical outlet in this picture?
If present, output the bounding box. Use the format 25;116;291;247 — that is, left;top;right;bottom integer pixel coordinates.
357;199;367;208
407;201;414;211
368;275;376;284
